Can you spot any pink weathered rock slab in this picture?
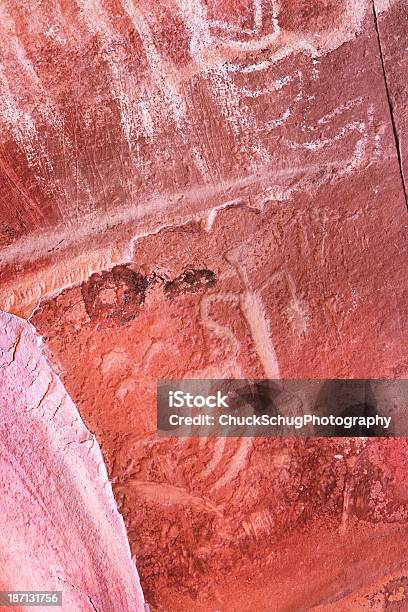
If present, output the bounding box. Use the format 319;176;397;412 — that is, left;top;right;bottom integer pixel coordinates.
0;311;146;611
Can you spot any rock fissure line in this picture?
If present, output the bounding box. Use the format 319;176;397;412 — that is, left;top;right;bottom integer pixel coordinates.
372;0;408;209
88;596;98;612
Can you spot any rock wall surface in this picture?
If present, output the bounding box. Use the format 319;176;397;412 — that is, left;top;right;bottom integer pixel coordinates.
374;0;408;200
0;0;407;610
0;311;146;611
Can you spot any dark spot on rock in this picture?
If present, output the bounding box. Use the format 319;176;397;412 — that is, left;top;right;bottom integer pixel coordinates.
334;402;387;437
81;264;148;325
382;576;408;609
231;380;281;417
164;268;216;297
0;221;27;247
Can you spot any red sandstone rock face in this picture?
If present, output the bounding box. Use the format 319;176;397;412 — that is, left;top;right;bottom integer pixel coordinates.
1;0;407;318
0;311;146;611
374;0;408;200
31;216;408;609
0;0;408;610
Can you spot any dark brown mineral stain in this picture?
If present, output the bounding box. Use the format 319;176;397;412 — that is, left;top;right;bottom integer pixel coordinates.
81;264;148;325
164;268;216;298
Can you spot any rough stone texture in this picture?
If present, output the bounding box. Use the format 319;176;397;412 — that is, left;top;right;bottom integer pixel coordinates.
0;311;146;611
374;0;408;204
0;0;407;610
0;0;407;319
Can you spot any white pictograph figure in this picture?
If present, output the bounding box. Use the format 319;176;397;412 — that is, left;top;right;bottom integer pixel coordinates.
208;0;282;50
175;0;377;194
0;0;379;212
